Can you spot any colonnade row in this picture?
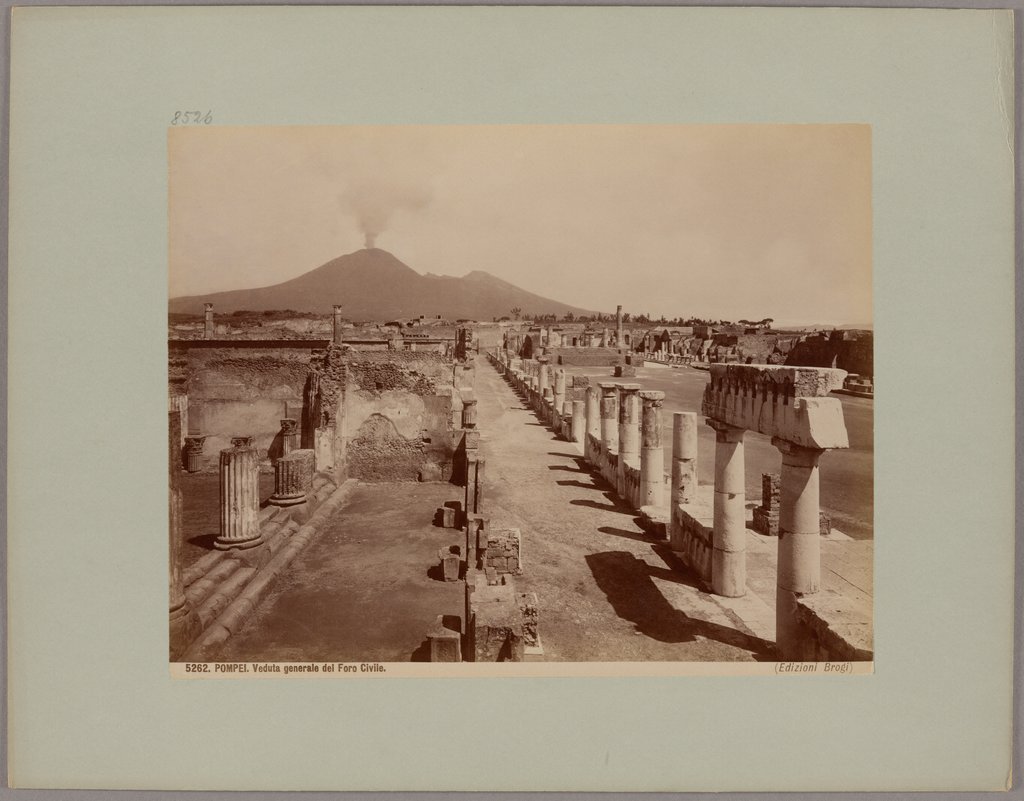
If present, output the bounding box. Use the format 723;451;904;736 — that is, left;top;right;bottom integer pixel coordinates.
489;351;851;659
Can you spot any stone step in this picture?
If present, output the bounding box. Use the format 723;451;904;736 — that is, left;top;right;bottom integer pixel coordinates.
184;556;243;609
181;549;226;588
194;564;257;629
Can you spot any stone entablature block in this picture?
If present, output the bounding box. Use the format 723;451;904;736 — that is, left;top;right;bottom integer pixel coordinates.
702;364;849;449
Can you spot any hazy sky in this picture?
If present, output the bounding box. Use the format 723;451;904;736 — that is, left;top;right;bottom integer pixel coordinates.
169;125;871;325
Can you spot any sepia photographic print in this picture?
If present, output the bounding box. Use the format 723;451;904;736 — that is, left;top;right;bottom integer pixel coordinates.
167;124;873;675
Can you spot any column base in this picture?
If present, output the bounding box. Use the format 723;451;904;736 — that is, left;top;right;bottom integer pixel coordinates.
169;602;200;660
214;533;265;551
268;493;307;507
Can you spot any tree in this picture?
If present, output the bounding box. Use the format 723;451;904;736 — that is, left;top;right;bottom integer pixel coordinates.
511;306;522;320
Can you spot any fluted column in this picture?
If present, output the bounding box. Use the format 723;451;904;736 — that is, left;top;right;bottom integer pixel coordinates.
216;437;262;550
774;438;824;659
270;449;314;507
183;435;206;473
709;420;746;597
639;391;665;508
615;305;623;347
280;418;298;456
598;382;619;453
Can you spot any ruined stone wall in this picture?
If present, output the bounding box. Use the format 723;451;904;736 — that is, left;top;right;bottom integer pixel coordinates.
549;347;625;367
173;343;320;456
336;350;457;482
785;332;874;377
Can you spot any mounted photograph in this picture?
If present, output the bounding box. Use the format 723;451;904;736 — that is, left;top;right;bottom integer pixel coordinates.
167;124;873;672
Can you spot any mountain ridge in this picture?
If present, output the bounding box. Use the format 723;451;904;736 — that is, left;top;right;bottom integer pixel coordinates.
169;249;594;320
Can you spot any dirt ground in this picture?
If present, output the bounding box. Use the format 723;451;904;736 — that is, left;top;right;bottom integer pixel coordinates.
207;356;779;662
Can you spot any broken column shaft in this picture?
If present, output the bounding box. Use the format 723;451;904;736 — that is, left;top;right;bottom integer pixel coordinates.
639;390;665;508
216;438;263;550
280;418;298;456
332;305;344;345
598;382;619;453
203;303;214;339
571;400;586;444
552;369;566;424
269;449;314;507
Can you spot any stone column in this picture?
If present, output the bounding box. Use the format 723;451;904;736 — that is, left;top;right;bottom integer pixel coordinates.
465;455;485;516
774;438;824;659
461;396;478;429
203;303;214;339
552;369;566;422
639;391;665;508
279;418;298;456
616;384;641;464
585;386;600;441
671;412;698;507
270;449;314;507
708;420;746;597
616;383;641;496
571;400;586;444
537;356;550;399
216;438;263;550
598;382;619;453
169;410;197;659
616;305;623;347
602;328;609;348
332;305;344;345
183;435;206;473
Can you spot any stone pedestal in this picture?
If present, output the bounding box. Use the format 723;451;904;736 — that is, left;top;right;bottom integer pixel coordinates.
427;615;462;662
774;438;824;659
571;400;586;443
183;435;206;473
216;440;263;550
169;410;199;659
639;391;665;508
709;420;746;597
279;418;298;456
269;448;314;507
598;382;619;453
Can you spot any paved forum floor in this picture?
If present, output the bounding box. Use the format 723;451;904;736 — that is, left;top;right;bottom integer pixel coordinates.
216;356;871;662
